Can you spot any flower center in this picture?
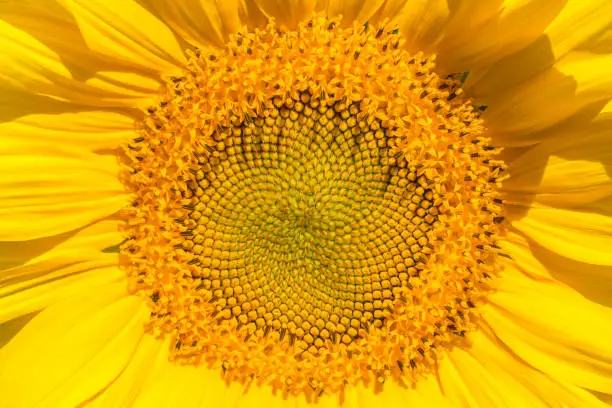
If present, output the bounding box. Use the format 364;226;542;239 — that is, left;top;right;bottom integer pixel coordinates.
120;15;507;399
184;96;441;352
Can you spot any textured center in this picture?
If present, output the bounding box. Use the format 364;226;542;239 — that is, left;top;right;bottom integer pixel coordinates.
119;14;507;399
183;95;439;352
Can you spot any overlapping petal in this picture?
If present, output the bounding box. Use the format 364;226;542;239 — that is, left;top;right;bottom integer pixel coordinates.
440;328;610;408
483;51;612;144
0;18;163;109
504;101;612;206
0;110;136;153
500;232;612;308
84;335;164;408
436;0;566;72
58;0;186;74
0;282;148;408
467;0;612;97
484;264;612;395
253;0;317;29
0;142;128;241
0;220;123;323
254;0;384;28
137;0;267;49
511;205;612;266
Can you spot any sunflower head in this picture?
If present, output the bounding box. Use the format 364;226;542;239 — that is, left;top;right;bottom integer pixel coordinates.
1;1;611;407
119;14;506;398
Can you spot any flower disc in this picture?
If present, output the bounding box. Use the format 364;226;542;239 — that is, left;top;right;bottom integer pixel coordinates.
120;15;507;398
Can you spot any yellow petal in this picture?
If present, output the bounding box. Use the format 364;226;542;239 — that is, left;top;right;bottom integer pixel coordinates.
581;27;612;55
84;335;163;408
240;382;399;408
0;1;158;82
594;391;612;405
507;156;612;207
58;0;186;75
437;0;566;72
80;71;162;109
0;17;70;93
0;312;37;349
436;351;482;407
0;282;147;408
441;328;611;408
0;89;75;125
517;95;612;146
325;0;385;25
1;217;120;269
139;0;266;49
222;384;287;408
0;18;86;104
119;340;420;408
411;375;455;408
0;111;135;154
467;0;612;99
431;0;502;47
354;378;453;408
253;0;317;29
377;0;451;54
498;231;560;282
504;107;612;207
483;51;612;144
511;205;612;266
127;341;244;408
0;1;83;51
0;0;108;72
0;221;123;310
484;266;612;394
442;342;547;407
0;18;161;108
546;0;612;59
0;145;128;241
501;230;612;308
122;339;452;408
0;263;123;325
255;0;385;29
302;377;453;408
594;392;612;405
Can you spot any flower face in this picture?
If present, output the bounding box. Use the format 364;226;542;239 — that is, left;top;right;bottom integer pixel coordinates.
1;1;611;407
121;16;506;395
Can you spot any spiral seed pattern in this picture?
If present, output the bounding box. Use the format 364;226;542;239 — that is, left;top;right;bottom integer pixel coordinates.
120;15;507;399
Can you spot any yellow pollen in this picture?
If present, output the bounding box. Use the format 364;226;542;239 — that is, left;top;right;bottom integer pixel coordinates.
119;15;507;399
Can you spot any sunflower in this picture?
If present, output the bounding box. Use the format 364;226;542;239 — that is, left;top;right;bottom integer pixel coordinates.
1;0;612;407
